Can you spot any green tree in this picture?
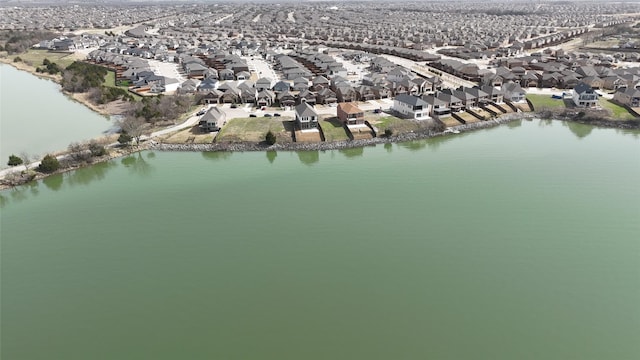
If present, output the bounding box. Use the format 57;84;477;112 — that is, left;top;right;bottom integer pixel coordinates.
38;154;60;173
118;132;133;146
384;128;393;137
265;130;276;145
7;154;23;166
13;56;22;62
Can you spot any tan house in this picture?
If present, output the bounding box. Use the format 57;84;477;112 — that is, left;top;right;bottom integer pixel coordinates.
337;103;365;125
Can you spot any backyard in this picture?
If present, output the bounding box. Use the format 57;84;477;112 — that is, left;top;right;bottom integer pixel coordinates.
216;117;292;143
527;94;566;110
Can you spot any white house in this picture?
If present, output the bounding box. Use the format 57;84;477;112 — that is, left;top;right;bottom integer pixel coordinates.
572;82;599;108
294;102;318;130
393;94;432;120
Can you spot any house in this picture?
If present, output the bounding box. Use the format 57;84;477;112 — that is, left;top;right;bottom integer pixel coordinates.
316;88;337;105
272;81;291;92
294;102;319;130
393;94;431;120
337;102;365;125
613;88;640;107
293;77;310;92
277;90;296;107
436;92;464;113
256;77;273;92
200;89;223;104
421;95;450;117
572;82;599;108
480;86;504;103
257;89;276;107
502;82;527;103
297;89;317;105
199;107;226;132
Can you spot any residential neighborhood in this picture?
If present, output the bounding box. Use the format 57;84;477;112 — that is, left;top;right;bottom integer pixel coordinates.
1;1;639;145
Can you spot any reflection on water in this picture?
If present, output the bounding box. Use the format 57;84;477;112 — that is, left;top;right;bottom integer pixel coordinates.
121;152;154;177
506;119;523;129
383;142;393;153
297;150;320;166
564;121;594;139
266;150;277;164
66;161;117;187
202;151;232;161
397;140;428;152
42;173;64;191
338;147;364;159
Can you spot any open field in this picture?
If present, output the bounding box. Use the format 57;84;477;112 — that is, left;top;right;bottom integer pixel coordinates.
160;126;216;144
319;117;349;142
216;117;291;143
14;49;76;69
599;99;637;120
368;115;423;134
527;94;566;110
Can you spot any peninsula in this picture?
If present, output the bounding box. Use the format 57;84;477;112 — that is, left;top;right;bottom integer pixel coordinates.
1;1;639;188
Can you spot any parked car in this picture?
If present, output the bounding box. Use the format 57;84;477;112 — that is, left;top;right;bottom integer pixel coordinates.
196;108;207;116
264;113;272;117
273;113;281;117
249;114;257;117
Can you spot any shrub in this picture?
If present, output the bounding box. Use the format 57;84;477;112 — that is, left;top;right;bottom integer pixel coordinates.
118;132;133;146
265;130;276;145
13;56;21;62
384;128;393;137
88;141;107;156
7;154;23;166
38;154;60;173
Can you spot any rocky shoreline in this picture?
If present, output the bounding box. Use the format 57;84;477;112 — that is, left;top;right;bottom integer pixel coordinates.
151;113;536;153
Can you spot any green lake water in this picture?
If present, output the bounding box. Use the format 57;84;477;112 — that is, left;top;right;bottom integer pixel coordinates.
1;119;639;359
0;64;114;168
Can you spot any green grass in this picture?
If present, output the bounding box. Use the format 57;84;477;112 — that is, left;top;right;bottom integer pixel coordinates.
527;94;566;110
102;70;141;101
216;117;290;142
17;49;76;69
102;70;116;87
319;118;349;141
599;99;636;120
369;115;422;134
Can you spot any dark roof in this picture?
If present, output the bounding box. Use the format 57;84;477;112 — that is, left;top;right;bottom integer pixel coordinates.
395;94;429;107
574;82;595;94
295;102;317;117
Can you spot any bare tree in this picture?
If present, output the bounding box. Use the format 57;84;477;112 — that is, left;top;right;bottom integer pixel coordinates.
19;152;33;170
118;116;148;146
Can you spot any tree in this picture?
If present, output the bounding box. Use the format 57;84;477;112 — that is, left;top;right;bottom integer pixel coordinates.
384;128;393;137
7;154;23;166
88;140;107;156
265;130;276;145
118;116;147;145
13;56;22;62
118;132;133;146
38;154;60;173
19;152;33;170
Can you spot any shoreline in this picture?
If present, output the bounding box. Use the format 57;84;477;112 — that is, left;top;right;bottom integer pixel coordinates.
2;112;639;191
0;58;118;117
2;58;639;190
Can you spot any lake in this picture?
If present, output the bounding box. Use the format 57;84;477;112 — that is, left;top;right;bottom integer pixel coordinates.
1;119;639;360
0;64;114;168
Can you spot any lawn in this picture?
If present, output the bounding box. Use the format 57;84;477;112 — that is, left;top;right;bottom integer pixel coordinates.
368;115;423;134
216;117;291;142
16;49;76;69
161;126;216;144
599;99;637;120
319;117;349;142
527;94;566;110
